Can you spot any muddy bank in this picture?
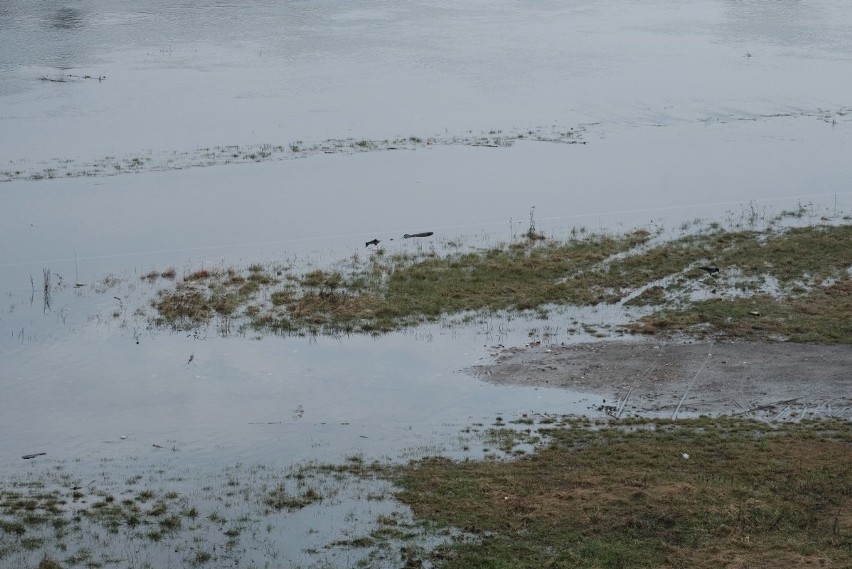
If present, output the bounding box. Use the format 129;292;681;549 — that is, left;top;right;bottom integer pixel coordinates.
468;340;852;420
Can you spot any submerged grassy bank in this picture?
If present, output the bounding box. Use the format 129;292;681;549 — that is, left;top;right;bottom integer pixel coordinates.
5;418;849;569
388;417;852;569
149;220;852;343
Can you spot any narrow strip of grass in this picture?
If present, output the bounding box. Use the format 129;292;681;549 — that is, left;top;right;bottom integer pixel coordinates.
152;230;653;334
390;418;852;569
150;223;852;342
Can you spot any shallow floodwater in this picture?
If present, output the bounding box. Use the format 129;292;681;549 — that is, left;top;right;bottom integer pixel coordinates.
2;0;852;566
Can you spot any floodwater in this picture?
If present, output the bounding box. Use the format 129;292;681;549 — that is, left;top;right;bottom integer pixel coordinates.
2;0;852;566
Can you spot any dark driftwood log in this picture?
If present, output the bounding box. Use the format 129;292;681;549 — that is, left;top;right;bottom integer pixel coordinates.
403;231;434;239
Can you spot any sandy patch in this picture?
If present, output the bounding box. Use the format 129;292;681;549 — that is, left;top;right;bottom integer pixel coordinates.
468;340;852;420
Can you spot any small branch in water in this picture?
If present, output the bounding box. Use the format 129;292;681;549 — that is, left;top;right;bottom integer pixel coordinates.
42;268;52;312
22;452;46;460
39;74;106;83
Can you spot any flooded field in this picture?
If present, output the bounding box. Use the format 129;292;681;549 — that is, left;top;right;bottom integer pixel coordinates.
2;0;851;567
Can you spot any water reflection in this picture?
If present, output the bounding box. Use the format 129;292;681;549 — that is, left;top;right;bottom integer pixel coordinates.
0;2;93;76
49;6;85;30
0;6;11;29
720;0;830;47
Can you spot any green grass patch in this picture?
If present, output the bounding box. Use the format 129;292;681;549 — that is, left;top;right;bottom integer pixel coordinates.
152;230;652;335
149;223;852;342
389;418;852;568
639;279;852;343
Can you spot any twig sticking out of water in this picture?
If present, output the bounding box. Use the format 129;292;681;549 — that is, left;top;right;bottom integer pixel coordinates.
43;268;52;312
525;206;545;240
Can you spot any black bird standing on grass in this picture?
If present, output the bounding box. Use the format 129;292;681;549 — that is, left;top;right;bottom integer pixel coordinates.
699;265;719;276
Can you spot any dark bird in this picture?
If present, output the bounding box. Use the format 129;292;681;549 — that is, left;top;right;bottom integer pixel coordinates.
365;239;380;247
699;265;719;275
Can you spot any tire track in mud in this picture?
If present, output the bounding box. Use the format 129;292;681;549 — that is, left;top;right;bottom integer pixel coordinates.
468;340;852;421
672;344;713;420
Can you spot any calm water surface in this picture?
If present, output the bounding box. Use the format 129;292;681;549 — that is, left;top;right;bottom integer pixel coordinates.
2;0;851;473
2;0;851;160
1;1;851;566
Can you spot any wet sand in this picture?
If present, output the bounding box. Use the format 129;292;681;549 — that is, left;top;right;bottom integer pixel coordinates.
468;340;852;420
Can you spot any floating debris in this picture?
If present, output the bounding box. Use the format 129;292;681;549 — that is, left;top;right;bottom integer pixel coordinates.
39;73;106;83
22;452;46;459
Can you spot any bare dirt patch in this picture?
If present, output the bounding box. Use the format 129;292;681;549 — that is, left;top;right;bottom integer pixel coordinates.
469;340;852;420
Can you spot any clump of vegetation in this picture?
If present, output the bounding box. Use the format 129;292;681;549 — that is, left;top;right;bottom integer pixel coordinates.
152;265;281;326
143;267;177;282
37;556;63;569
263;485;323;512
524;205;546;241
389;417;852;569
